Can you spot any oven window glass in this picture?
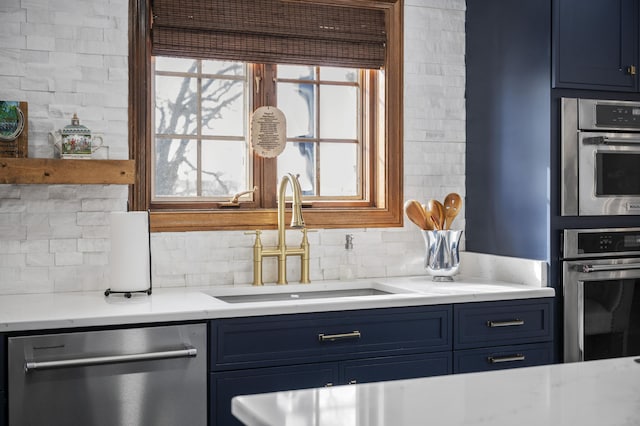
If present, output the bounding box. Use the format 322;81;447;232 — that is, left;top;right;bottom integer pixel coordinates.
583;279;640;361
596;152;640;196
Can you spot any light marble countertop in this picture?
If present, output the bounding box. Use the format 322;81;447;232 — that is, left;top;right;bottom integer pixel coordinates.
0;252;554;332
232;356;640;426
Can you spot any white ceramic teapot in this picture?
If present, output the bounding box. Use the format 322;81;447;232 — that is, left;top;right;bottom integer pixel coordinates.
49;113;103;159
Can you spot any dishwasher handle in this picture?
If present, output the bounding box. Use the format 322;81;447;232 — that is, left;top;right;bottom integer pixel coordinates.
25;347;197;372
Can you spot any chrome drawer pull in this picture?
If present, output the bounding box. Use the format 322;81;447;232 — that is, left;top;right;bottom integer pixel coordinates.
318;330;361;342
25;347;197;372
486;319;525;328
488;354;525;364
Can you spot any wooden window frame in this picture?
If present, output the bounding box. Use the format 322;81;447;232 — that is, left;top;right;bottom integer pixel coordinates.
129;0;403;232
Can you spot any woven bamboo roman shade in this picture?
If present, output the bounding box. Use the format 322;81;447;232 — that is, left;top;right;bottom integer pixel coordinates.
151;0;387;69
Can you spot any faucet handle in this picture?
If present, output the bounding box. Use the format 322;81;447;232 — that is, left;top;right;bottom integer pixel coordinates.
245;230;263;245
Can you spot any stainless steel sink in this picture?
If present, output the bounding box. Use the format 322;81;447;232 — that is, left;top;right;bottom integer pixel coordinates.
213;288;394;303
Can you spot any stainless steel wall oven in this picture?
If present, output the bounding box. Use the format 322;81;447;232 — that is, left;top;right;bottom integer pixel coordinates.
561;98;640;216
563;228;640;362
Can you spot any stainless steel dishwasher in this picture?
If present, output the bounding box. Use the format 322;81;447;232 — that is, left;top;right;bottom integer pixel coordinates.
7;323;207;426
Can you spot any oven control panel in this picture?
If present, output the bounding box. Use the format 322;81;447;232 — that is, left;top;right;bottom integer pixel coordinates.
596;104;640;128
564;228;640;258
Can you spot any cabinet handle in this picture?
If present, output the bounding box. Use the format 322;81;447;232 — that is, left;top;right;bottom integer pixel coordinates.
318;330;361;342
348;380;358;385
325;383;334;387
487;354;526;364
486;319;524;328
628;65;637;76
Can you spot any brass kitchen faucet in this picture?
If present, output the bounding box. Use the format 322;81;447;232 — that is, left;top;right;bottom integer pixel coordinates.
247;173;310;285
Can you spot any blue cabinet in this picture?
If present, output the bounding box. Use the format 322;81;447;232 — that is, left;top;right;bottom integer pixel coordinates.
453;299;554;373
209;305;452;426
210;352;453;426
210;363;338;426
554;0;638;92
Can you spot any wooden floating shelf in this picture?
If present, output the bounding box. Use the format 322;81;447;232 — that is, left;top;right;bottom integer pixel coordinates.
0;158;135;185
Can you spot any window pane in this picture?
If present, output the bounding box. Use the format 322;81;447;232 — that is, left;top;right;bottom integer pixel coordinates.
202;60;245;76
155;56;197;73
278;142;316;196
278;65;314;80
319;85;357;139
320;67;358;83
154;138;197;197
320;143;358;196
155;75;198;135
201;141;248;197
278;82;316;139
202;78;245;137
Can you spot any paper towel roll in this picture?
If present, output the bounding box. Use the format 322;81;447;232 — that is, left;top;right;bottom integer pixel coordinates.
109;211;151;293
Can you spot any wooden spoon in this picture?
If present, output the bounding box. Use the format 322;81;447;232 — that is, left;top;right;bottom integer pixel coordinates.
422;203;438;231
404;200;429;230
426;199;445;230
443;193;462;230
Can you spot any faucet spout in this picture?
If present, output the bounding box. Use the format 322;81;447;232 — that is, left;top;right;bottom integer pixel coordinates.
279;173;305;230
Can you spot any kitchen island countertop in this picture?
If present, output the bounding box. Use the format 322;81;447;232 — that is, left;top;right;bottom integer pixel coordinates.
232;356;640;426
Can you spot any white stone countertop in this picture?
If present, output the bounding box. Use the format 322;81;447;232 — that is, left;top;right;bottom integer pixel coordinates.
0;252;555;332
232;356;640;426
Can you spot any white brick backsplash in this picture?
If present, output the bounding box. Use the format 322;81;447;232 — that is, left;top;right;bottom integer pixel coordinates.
0;202;24;215
82;225;110;239
20;240;49;254
76;211;108;226
0;0;465;293
84;252;108;266
78;238;109;253
0;253;26;267
55;252;83;266
0;0;21;11
26;252;54;267
0;240;21;254
0;225;27;240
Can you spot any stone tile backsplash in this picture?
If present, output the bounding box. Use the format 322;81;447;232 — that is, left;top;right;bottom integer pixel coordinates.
0;0;466;294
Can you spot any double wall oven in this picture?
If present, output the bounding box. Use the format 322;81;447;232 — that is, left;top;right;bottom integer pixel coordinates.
561;98;640;362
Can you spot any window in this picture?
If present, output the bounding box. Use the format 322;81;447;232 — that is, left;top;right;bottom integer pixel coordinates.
276;65;363;200
152;58;250;201
129;0;404;231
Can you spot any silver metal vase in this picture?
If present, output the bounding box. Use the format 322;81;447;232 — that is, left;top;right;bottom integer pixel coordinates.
421;230;463;281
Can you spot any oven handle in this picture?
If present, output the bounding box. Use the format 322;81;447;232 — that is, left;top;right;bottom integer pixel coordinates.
580;263;640;273
583;136;640;145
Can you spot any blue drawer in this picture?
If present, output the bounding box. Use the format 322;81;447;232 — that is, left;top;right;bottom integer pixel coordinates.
454;298;553;350
453;342;553;373
342;351;452;383
210;305;452;370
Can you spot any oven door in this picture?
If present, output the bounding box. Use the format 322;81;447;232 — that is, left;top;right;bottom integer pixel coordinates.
578;131;640;215
563;257;640;362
